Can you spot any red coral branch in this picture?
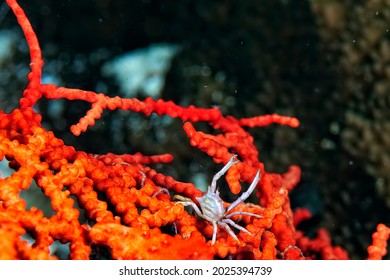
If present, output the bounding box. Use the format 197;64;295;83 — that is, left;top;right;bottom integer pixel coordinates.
367;224;390;260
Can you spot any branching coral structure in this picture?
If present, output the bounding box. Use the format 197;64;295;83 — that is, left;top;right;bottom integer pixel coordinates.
0;0;388;259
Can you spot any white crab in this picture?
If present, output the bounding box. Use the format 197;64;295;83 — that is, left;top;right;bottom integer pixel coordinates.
175;155;262;244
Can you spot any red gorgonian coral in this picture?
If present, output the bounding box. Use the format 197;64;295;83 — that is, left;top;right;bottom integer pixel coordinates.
0;0;388;260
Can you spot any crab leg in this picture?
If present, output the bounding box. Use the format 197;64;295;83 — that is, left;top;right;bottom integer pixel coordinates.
227;169;261;212
211;222;218;244
223;219;251;235
210;155;239;193
225;211;262;219
218;221;239;242
175;197;204;218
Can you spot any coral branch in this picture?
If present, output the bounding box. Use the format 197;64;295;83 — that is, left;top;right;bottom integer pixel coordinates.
6;0;44;109
238;114;300;128
367;224;390;260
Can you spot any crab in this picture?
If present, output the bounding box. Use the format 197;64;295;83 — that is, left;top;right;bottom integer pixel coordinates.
175;155;262;245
